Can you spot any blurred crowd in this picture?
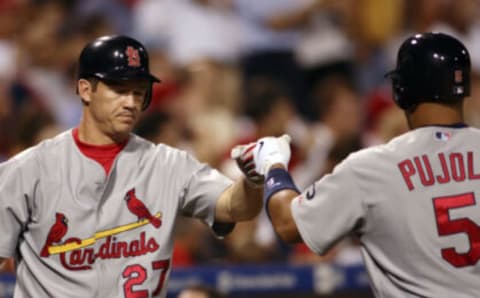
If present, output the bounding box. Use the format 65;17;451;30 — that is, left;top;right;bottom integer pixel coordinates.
2;0;480;275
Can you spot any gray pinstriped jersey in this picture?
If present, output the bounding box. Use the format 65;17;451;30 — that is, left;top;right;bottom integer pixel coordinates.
292;125;480;298
0;130;232;298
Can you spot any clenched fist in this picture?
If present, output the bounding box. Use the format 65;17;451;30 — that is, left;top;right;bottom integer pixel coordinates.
231;134;292;186
231;141;264;187
252;134;291;175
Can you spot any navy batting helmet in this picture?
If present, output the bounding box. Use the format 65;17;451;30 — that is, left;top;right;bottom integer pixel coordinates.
386;32;470;110
77;35;160;110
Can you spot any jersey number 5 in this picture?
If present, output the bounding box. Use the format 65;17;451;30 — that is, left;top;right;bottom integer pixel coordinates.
433;192;480;267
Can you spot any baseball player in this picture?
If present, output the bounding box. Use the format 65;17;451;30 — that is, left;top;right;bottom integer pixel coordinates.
0;35;263;297
233;32;480;297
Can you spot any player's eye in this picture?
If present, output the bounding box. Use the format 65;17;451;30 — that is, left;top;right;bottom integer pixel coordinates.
107;84;128;94
133;89;146;97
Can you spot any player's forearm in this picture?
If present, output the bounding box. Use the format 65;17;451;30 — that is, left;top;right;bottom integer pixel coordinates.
216;177;263;222
229;177;263;221
0;257;5;269
268;189;303;244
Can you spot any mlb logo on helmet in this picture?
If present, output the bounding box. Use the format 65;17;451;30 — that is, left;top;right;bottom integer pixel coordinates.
435;131;451;141
454;86;464;94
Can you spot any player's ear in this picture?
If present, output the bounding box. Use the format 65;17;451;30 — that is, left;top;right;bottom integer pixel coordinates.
77;78;94;105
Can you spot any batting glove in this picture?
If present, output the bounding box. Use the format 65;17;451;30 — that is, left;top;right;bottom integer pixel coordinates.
253;134;292;175
231;141;264;187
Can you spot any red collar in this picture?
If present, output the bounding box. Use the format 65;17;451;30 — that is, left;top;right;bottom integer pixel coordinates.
72;128;128;175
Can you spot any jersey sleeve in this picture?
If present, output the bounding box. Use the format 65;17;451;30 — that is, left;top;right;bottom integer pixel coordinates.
179;154;233;233
291;157;367;255
0;155;36;258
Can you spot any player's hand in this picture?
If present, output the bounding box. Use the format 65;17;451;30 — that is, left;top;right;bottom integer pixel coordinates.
231;141;264;187
253;134;292;175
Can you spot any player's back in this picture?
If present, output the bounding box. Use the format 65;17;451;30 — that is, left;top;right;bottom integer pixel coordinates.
349;125;480;298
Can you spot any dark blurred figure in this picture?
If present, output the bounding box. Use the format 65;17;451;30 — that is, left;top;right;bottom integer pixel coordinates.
222;77;303;177
9;105;60;156
14;0;83;130
233;0;326;118
293;75;363;189
244;77;297;140
135;110;184;148
218;77;302;264
0;0;29;158
311;75;362;136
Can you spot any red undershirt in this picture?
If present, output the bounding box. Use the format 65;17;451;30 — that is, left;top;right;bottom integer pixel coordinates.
72;128;128;176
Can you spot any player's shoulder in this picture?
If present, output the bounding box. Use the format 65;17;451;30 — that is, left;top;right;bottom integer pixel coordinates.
343;132;412;166
33;129;78;156
385;125;480;149
1;130;71;170
129;134;194;162
346;125;478;164
38;130;74;147
127;133;157;151
24;129;71;153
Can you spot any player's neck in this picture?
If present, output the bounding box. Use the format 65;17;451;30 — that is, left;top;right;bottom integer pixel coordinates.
78;116;129;145
408;102;464;129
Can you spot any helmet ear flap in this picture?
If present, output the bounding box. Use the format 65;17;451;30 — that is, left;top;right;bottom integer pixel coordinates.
142;82;153;111
389;71;414;110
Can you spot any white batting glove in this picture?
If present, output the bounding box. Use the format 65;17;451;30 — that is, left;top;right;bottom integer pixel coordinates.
253;134;292;175
231;141;264;187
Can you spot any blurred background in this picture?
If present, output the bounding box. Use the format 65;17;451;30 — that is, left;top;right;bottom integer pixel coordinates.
1;0;480;297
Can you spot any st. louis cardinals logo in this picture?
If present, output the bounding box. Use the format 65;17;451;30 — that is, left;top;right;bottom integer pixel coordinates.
41;213;68;257
40;189;162;271
124;188;162;228
125;46;141;67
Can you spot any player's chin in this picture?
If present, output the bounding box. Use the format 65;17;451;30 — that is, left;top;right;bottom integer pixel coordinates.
114;120;136;135
117;115;139;126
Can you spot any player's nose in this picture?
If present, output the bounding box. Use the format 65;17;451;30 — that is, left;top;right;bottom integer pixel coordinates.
122;92;143;109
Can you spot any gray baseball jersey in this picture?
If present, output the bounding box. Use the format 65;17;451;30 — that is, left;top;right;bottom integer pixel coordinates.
291;125;480;298
0;130;232;298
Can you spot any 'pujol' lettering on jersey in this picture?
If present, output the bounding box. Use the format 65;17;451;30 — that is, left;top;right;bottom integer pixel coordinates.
398;151;480;190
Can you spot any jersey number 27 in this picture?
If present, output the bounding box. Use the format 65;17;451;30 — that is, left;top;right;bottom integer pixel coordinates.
123;259;170;298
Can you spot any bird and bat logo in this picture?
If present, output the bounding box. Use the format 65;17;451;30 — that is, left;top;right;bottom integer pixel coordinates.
41;213;68;257
124;188;161;228
41;188;161;259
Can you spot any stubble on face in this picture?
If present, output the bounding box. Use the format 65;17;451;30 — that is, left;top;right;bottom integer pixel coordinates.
88;80;148;143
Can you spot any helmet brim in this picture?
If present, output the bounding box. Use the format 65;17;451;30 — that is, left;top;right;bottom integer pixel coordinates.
384;69;398;78
93;71;161;83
